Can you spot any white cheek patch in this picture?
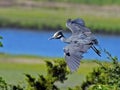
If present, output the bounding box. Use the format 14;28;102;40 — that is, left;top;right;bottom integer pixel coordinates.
57;35;61;38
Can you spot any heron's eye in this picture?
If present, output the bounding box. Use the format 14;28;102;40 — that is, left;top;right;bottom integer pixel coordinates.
71;21;74;24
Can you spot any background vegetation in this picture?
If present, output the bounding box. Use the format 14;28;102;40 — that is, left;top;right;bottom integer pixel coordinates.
0;54;98;89
18;0;120;5
0;50;120;90
0;0;120;90
0;0;120;34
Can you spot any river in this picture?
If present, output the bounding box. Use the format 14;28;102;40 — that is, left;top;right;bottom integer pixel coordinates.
0;28;120;60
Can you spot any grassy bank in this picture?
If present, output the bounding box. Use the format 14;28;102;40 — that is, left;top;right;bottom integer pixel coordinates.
0;6;120;34
0;54;98;89
15;0;120;5
56;0;120;5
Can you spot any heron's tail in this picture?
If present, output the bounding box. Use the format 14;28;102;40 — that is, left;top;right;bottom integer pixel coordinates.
91;45;101;57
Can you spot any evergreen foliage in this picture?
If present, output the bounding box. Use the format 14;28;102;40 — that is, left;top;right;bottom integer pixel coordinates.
25;60;69;90
80;50;120;90
0;36;3;47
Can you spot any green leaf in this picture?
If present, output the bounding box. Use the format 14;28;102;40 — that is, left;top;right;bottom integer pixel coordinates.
0;42;3;47
0;36;3;39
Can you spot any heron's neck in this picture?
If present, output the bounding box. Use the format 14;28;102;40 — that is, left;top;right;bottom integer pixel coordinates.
60;36;69;43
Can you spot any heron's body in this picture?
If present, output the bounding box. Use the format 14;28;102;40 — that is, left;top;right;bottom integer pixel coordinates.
49;18;101;72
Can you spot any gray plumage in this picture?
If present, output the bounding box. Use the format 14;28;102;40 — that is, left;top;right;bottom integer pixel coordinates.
49;18;101;72
64;43;91;72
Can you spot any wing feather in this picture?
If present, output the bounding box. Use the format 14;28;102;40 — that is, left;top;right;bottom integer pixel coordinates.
65;55;80;72
66;18;91;35
64;43;90;72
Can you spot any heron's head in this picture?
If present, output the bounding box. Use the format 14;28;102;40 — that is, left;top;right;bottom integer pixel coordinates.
49;30;64;40
66;18;85;31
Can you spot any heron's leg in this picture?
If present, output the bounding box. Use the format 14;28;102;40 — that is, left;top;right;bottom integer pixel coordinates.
91;45;101;57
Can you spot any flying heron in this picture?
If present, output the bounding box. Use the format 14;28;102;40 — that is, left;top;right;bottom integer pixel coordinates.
49;18;101;72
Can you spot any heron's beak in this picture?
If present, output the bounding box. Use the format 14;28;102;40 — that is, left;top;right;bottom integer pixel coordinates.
48;37;54;40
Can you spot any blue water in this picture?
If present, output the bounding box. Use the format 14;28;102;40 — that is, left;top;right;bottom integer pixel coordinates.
0;28;120;60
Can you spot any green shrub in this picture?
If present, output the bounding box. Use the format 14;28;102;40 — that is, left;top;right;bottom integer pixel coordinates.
0;36;3;47
0;60;69;90
80;50;120;90
0;77;7;90
0;77;24;90
25;60;69;90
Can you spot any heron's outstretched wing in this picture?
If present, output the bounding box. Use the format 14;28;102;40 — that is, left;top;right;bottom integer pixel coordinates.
64;43;91;72
66;18;91;35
